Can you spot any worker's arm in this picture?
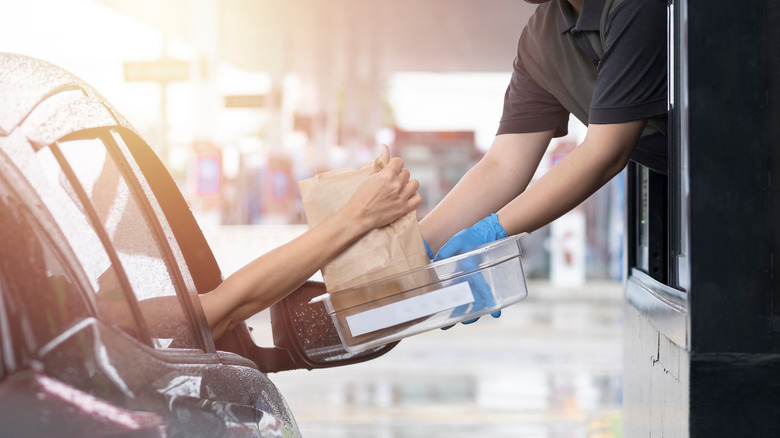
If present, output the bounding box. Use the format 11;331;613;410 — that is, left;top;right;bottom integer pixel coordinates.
431;120;646;259
420;130;554;253
201;153;421;340
497;120;644;235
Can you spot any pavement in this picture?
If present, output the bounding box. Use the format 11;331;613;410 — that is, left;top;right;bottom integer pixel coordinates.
203;224;625;438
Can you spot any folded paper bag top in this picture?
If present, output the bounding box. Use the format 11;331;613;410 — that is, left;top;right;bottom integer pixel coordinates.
298;152;431;307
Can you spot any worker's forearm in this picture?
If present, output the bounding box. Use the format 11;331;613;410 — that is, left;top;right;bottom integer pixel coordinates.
421;131;552;253
497;133;634;235
420;159;520;252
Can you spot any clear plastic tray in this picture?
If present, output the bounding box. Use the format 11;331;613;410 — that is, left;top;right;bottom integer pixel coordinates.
312;234;529;352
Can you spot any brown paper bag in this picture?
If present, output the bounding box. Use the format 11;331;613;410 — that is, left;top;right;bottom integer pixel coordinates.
298;153;435;347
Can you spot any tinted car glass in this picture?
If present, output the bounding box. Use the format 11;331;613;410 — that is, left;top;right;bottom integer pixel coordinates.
110;129;215;350
0;160;94;365
1;138;149;345
55;135;201;350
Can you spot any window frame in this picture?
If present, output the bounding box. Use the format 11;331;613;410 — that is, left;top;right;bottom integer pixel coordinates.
0;145;148;363
109;129;215;352
624;0;690;349
51;128;213;353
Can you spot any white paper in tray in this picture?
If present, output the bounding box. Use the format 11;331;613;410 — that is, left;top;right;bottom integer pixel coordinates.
344;281;474;336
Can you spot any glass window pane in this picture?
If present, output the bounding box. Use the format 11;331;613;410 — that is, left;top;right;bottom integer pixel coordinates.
672;0;691;292
637;166;650;272
111;131;213;349
0;174;93;357
1;142;144;344
56;138;199;350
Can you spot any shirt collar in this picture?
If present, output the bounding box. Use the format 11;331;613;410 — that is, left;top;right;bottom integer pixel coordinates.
555;0;608;34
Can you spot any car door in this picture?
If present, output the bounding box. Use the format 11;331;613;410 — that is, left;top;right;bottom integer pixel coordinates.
0;153;168;437
1;51;402;437
0;142;297;436
0;55;300;436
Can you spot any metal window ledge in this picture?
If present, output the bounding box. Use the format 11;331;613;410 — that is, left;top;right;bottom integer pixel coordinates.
626;268;688;349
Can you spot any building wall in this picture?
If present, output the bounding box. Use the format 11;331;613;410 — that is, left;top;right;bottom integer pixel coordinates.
689;354;780;437
623;304;689;437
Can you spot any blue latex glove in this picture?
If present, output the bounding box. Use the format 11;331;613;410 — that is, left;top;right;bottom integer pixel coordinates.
435;214;508;329
433;213;508;261
424;240;434;260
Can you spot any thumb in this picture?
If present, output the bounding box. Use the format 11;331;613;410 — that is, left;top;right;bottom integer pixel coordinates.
434;235;465;261
434;228;483;261
371;144;390;174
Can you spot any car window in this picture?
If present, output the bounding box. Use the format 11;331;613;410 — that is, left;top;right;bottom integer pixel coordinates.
0;166;95;365
1;141;149;346
110;130;215;348
54;136;201;350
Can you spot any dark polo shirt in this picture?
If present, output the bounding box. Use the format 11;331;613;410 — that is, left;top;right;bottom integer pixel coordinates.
498;0;668;173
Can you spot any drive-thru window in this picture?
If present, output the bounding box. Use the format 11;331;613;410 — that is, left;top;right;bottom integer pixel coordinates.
622;1;780;436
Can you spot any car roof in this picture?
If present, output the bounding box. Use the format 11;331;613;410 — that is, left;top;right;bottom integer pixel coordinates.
0;52;137;141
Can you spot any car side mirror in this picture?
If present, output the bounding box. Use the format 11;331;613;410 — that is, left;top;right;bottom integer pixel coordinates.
244;281;399;373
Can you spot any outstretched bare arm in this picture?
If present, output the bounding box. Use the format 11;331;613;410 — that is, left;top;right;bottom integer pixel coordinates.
201;148;421;340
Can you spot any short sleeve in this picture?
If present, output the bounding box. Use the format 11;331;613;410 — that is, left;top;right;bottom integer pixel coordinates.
590;0;668;124
497;54;570;137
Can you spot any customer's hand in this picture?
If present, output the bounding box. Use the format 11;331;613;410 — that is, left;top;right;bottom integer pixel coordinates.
343;146;421;232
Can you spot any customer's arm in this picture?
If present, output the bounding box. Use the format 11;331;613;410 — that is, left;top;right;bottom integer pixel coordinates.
201;153;421;340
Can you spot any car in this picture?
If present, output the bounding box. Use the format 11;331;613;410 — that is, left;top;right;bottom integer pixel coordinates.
0;52;398;437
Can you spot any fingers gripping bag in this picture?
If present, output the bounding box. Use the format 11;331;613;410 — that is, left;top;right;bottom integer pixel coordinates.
298;152;437;348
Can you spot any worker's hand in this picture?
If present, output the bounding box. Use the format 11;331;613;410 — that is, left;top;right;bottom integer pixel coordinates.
343;146;421;232
433;213;508;261
440;274;502;330
424;240;434;260
439;248;503;330
436;214;507;329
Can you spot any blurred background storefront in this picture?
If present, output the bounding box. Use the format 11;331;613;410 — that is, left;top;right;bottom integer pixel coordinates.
2;2;628;436
1;0;625;285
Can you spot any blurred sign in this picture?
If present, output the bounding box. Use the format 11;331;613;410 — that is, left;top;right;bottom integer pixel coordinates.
550;211;586;287
550;138;577;167
123;59;190;82
263;153;295;219
395;130;475;145
197;154;221;196
393;129;479;217
224;94;267;108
